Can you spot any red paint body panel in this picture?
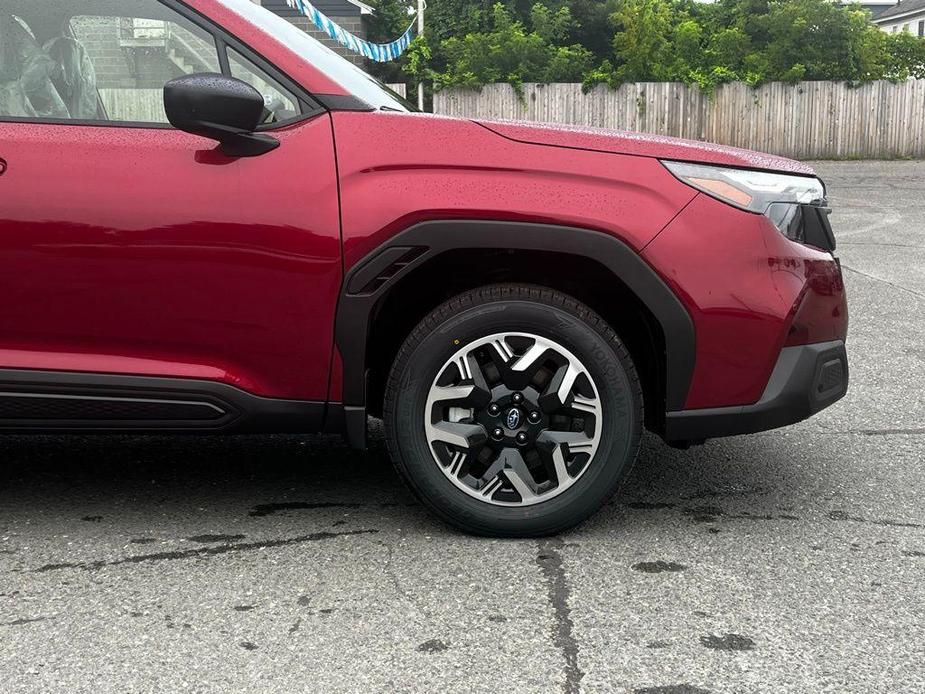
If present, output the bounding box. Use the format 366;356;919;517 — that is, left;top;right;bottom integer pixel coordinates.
0;116;341;399
478;121;816;176
643;194;848;409
783;259;849;347
332;112;698;269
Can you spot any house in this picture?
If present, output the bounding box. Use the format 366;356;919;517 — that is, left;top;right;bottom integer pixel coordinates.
855;0;903;18
872;0;925;35
255;0;375;66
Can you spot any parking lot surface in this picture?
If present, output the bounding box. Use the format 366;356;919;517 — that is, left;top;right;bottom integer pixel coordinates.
1;161;923;693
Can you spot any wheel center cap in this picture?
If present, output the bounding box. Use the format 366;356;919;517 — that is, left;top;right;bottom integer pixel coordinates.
505;407;522;430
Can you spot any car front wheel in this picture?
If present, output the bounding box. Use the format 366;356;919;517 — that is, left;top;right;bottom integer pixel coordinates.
384;284;643;537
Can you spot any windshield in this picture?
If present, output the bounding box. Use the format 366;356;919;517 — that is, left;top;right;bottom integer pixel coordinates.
222;0;412;112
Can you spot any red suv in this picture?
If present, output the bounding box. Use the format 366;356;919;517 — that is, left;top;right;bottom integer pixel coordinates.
0;0;848;535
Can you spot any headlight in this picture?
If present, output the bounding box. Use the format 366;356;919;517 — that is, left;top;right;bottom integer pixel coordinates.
661;160;825;214
661;160;835;250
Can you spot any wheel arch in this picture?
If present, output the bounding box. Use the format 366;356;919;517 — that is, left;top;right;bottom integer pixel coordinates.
334;220;695;447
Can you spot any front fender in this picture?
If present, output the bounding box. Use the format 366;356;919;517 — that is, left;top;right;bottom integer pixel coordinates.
333;220;695;448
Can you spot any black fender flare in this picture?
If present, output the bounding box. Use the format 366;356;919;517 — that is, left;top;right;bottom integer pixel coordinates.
334;220;695;447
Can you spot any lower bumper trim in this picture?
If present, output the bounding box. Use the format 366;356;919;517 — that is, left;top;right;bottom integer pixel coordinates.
664;340;849;442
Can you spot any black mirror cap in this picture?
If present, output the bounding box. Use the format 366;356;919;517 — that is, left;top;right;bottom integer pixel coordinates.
164;73;279;157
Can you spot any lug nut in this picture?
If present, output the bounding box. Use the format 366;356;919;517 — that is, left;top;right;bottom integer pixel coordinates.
511;392;524;404
492;427;504;440
488;404;501;416
528;411;542;424
515;432;529;445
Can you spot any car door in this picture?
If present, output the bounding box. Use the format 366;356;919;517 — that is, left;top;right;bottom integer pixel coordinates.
0;0;341;407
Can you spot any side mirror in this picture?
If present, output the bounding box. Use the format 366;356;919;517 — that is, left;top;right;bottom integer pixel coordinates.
164;73;279;157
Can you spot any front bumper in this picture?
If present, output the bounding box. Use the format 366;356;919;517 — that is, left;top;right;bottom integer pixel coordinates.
664;340;848;442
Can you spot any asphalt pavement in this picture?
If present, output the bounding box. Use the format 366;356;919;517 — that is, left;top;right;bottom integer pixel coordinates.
1;161;923;693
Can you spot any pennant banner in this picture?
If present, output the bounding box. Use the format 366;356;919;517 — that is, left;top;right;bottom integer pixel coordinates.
286;0;416;62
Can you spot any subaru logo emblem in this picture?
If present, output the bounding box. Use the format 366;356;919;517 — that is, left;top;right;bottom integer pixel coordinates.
506;408;522;429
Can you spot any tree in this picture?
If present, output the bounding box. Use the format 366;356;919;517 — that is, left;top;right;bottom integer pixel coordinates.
552;0;622;60
610;0;686;82
362;0;925;92
885;30;925;80
756;0;880;81
429;3;594;90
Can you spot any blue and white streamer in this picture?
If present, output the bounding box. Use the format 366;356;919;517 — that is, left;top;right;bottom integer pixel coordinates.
286;0;416;62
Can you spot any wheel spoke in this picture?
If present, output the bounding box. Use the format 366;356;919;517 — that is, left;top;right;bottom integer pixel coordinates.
489;337;515;364
498;449;540;503
467;352;493;407
447;451;466;478
537;429;596;454
431;384;476;404
431;373;490;410
427;421;487;450
475;455;508;497
556;364;581;407
570;394;599;416
535;430;595;485
454;353;473;381
472;449;543;503
490;337;551;390
479;475;504;498
538;361;581;412
510;342;549;376
544;441;570;486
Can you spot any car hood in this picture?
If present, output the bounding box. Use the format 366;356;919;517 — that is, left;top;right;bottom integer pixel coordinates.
476;119;814;176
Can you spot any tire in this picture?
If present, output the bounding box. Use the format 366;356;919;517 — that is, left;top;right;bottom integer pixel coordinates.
384;284;643;537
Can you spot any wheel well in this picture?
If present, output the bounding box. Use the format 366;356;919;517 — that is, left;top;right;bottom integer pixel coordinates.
365;249;668;433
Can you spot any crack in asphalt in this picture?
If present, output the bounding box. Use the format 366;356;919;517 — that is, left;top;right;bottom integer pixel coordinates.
32;529;379;573
536;538;584;694
249;502;363;517
805;428;925;437
839;242;925;249
1;616;48;627
247;501;419;517
853;428;925;436
628;500;924;531
828;510;923;530
840;264;925;300
382;533;430;620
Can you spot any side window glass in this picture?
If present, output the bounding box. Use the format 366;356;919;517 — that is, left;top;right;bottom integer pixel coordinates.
0;1;220;123
1;13;69;118
69;12;219;123
1;2;303;128
227;48;300;126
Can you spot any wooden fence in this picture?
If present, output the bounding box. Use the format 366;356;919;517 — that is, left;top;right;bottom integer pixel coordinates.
434;81;925;159
386;83;408;98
